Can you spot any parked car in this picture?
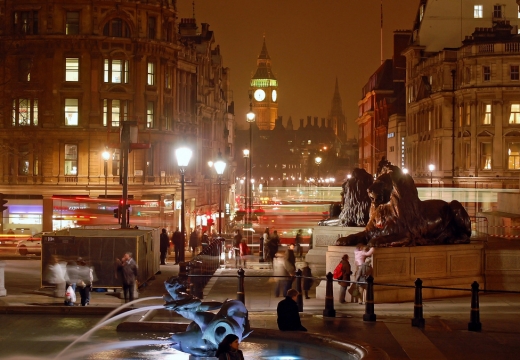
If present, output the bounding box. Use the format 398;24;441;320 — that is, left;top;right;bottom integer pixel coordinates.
17;232;46;256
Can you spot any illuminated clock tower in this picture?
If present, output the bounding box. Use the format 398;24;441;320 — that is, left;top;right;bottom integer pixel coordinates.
250;37;278;130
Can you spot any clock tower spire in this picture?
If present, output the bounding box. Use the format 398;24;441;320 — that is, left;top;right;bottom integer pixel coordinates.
250;37;278;130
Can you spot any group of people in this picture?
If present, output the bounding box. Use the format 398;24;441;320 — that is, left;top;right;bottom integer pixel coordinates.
338;243;374;304
159;227;186;265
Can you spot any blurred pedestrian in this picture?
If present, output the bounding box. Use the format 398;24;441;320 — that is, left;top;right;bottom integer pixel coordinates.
301;262;313;299
160;228;169;265
77;257;96;306
115;252;138;303
189;228;199;255
277;289;307;331
172;227;183;264
294;229;303;259
282;244;297;295
357;257;373;305
215;334;244;360
233;230;243;268
239;238;250;268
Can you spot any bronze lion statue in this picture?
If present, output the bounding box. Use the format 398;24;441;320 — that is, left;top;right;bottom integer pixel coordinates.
337;165;471;247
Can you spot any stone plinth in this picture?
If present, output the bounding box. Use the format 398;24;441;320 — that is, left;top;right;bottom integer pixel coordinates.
316;243;485;303
305;226;362;276
0;261;6;296
485;249;520;291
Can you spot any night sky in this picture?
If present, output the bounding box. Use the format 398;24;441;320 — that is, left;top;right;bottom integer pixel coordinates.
176;0;419;137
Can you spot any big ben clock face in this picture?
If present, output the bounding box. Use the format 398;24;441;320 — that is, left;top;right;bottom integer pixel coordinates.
254;89;266;101
272;89;277;102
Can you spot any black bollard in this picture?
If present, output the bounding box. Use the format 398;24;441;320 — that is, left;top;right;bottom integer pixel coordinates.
322;272;336;317
237;268;245;304
468;281;482;332
411;278;425;327
363;275;376;322
296;269;303;312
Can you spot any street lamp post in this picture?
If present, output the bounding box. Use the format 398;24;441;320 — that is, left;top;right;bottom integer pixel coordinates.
246;92;256;246
214;151;226;236
243;149;249;227
315;156;322;187
428;164;435;198
175;146;192;263
102;149;110;198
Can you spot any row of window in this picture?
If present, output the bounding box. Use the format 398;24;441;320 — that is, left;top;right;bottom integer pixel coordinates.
14;144;157;177
473;4;513;19
12;98;154;128
13;11;173;41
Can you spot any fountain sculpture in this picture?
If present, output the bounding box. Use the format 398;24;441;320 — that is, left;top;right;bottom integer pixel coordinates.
163;276;252;357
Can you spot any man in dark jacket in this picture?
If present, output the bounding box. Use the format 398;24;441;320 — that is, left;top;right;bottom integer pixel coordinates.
116;252;138;303
277;289;307;331
160;228;169;265
172;227;184;264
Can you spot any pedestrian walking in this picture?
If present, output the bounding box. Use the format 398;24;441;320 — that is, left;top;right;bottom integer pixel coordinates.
172;227;184;264
215;334;245;360
160;228;169;265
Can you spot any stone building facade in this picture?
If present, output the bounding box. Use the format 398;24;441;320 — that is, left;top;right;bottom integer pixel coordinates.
0;0;235;234
404;0;520;186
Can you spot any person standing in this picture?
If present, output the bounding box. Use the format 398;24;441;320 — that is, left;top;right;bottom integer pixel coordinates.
357;257;373;305
301;262;313;299
172;227;183;264
294;229;303;259
233;230;243;268
215;334;244;360
277;289;307;331
115;252;138;303
338;254;352;304
282;244;296;296
160;228;169;265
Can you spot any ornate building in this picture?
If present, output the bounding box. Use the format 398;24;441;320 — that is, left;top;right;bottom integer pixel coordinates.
404;0;520;186
0;0;235;234
249;38;278;131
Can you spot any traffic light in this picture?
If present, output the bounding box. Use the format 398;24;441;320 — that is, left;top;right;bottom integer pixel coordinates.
0;193;8;213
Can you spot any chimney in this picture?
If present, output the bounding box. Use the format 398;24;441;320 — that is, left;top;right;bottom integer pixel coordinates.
321;118;326;128
306;116;312;127
300;119;304;129
314;117;318;127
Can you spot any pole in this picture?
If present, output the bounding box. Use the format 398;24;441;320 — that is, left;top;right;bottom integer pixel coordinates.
468;281;482;332
104;160;108;198
249;122;253;244
412;278;425;327
121;123;130;229
244;157;248;225
180;169;186;263
451;69;456;180
218;174;222;236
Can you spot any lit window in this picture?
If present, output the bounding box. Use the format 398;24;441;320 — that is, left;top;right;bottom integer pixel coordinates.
511;65;519;80
103;99;128;127
474;5;483;18
12;98;38;126
65;99;79;126
66;11;79;35
65;58;79;82
147;62;155;85
483;66;490;81
18;144;30;176
465;104;471;126
510;104;520;124
483;103;492;125
147;101;154;128
104;59;129;83
64;144;78;176
480;143;492;170
112;149;120;176
165;66;172;89
508;143;520;169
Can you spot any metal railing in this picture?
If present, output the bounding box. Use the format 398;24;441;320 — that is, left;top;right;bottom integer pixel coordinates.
185;268;520;333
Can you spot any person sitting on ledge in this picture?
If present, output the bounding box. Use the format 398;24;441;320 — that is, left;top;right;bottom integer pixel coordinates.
277;289;307;331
